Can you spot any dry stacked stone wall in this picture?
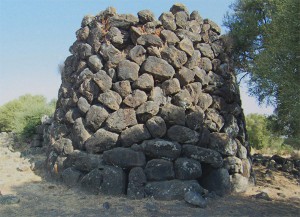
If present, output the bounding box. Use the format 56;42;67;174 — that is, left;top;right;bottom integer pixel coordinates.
46;4;252;200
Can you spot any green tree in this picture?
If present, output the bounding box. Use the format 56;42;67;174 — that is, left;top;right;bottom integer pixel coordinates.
0;94;56;138
224;0;300;143
246;114;283;150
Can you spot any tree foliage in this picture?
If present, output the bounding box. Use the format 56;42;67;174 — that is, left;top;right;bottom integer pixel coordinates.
0;95;56;138
246;114;284;150
224;0;300;142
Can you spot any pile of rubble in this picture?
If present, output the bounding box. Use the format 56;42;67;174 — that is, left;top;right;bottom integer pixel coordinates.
253;154;300;177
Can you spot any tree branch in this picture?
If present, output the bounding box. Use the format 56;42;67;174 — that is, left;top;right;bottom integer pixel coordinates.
238;72;250;85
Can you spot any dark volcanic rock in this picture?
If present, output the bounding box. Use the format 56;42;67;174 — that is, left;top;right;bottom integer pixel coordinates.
112;80;132;98
162;78;181;95
149;86;169;105
93;70;112;92
101;166;126;195
145;180;204;200
142;139;181;160
200;168;231;196
108;14;139;30
127;167;147;199
72;118;91;150
80;168;103;193
77;97;90;114
231;173;248;193
85;129;119;154
161;46;188;69
186;109;204;130
88;55;103;72
184;191;207;208
141;56;175;81
178;38;194;56
222;114;239;137
64;150;104;172
174;158;202;180
223;156;243;174
170;3;189;15
177;67;195;86
182;145;223;168
172;89;193;108
117;60;140;81
85;105;109;131
62;167;82;187
106;109;138;133
167;125;199;144
185;50;201;69
175;11;188;29
136;101;160;122
144;159;175;181
138;10;155;23
119;124;151;147
146;116;167;138
103;147;146;169
129;45;146;65
254;192;272;201
98;90;122;111
176;29;202;43
159;12;176;31
206;109;225;131
159;103;185;125
161;30;180;45
132;73;154;90
137;34;163;47
209;133;238;156
123;89;148;108
53;138;74;155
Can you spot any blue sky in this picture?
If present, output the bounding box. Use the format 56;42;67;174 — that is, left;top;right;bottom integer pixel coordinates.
0;0;274;115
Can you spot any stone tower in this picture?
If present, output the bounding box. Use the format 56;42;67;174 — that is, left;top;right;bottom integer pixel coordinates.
45;4;251;200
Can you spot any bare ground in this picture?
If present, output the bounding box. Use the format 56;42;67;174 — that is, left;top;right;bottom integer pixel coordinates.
0;136;299;217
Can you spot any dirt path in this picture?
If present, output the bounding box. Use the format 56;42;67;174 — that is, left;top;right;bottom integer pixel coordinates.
0;133;300;217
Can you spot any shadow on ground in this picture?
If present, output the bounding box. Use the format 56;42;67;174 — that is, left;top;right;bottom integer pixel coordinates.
1;178;300;217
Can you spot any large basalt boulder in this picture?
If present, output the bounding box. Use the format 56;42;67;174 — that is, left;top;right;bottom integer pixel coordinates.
145;180;204;200
80;168;103;193
46;3;250;201
103;147;146;169
100;166;126;195
63;150;104;172
159;103;185;125
127;167;147;199
145;116;167;138
144;159;175;181
119;124;151;147
62;167;82;187
105;109;138;132
174;158;202;180
182;145;223;168
85;128;119;153
142;139;181;160
85;105;109;131
141;56;175;81
167;125;199;144
200;168;231;196
209;133;238;156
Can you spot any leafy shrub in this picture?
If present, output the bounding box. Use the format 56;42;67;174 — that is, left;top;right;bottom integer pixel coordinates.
246;113;294;155
0;94;56;138
246;114;272;150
